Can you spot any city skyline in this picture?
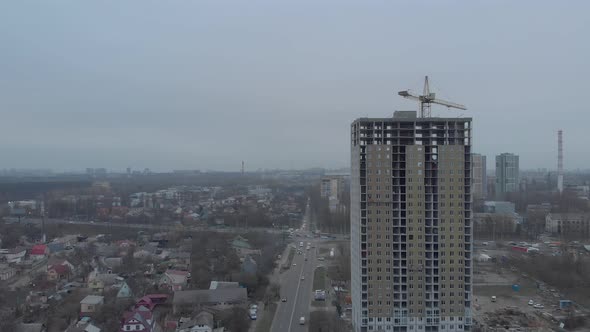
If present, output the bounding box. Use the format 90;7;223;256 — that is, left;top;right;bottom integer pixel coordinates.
1;1;590;171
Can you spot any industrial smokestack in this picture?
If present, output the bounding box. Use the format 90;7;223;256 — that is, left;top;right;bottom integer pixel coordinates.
558;129;563;193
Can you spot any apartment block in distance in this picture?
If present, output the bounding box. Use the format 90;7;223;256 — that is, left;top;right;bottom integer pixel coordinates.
350;111;473;332
471;154;487;200
321;175;347;213
495;153;519;200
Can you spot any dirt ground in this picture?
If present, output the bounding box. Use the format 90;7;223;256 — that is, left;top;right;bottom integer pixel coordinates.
472;243;590;331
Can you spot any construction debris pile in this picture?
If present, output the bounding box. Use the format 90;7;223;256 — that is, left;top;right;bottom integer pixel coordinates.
481;307;548;331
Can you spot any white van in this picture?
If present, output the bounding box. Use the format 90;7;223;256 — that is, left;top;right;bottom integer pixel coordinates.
299;316;305;325
491;296;497;302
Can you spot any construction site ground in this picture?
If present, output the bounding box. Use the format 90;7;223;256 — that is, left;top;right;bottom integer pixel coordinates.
473;242;590;331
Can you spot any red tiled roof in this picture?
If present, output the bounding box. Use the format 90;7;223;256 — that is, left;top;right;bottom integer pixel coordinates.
123;305;152;321
49;264;70;275
135;296;155;310
30;244;47;255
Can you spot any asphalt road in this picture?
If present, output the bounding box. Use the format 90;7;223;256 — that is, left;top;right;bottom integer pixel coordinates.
271;236;319;332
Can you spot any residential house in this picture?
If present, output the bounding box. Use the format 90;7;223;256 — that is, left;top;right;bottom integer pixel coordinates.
117;282;133;299
87;271;119;293
120;305;154;332
65;317;101;332
80;295;104;315
103;257;123;270
159;270;189;291
88;278;105;293
29;244;49;260
134;294;168;311
172;288;247;314
177;311;214;332
54;258;76;270
0;264;17;280
135;296;155;311
47;259;76;278
47;263;71;281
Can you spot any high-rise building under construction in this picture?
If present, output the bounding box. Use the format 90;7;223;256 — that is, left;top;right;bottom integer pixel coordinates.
350;111;473;332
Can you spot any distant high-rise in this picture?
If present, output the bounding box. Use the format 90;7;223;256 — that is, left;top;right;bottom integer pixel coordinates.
351;111;473;332
557;130;563;193
321;175;346;213
495;153;519;199
471;154;487;200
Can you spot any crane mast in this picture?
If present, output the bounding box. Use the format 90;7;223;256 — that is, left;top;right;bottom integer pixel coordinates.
398;76;467;117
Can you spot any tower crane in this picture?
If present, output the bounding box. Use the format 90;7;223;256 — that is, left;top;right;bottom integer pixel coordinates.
398;76;467;117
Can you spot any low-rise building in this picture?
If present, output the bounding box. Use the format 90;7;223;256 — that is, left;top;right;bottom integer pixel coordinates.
209;281;239;290
159;270;189;291
65;317;101;332
120;305;154;332
484;201;516;214
80;295;104;315
116;282;133;299
546;213;590;238
177;311;214;332
230;236;260;258
1;247;27;263
29;244;49;260
172;288;247;314
47;263;71;281
0;264;17;280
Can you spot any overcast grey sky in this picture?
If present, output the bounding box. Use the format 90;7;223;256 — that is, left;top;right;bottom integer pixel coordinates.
1;1;589;172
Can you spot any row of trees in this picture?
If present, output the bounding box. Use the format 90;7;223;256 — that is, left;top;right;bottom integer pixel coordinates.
308;184;350;234
474;214;520;240
512;251;590;295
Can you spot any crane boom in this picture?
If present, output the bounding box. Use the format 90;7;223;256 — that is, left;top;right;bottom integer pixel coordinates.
431;98;467;110
397;76;467;117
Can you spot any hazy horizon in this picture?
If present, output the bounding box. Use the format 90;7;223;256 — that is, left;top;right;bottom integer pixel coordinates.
2;1;589;172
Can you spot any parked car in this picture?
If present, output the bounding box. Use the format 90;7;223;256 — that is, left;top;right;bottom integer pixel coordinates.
534;304;545;309
528;300;534;305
